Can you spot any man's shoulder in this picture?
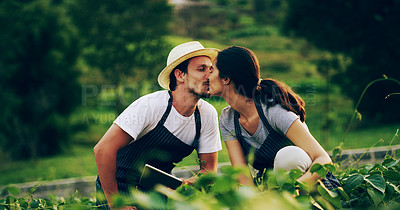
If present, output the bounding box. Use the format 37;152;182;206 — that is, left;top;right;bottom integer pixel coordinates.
141;90;168;100
135;90;168;104
198;99;218;114
127;90;169;112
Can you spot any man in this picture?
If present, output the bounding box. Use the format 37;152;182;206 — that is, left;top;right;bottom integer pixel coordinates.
94;41;222;208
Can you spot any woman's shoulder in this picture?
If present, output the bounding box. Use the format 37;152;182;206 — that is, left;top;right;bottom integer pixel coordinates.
219;105;234;123
264;103;299;134
266;103;287;114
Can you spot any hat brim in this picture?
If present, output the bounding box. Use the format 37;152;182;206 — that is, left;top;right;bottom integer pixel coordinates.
158;48;219;90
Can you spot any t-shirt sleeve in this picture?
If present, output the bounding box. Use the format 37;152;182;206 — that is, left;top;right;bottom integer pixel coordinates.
113;94;155;141
197;102;222;154
266;104;299;135
219;107;237;142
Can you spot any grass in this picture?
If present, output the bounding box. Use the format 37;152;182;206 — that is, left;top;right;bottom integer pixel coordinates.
0;145;97;185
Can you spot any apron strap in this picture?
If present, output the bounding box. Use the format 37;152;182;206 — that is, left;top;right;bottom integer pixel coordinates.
192;106;201;151
234;111;243;139
158;91;174;126
234;110;250;155
159;91;201;151
253;94;277;134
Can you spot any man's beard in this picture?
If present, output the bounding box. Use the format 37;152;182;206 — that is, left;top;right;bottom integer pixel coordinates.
188;87;210;99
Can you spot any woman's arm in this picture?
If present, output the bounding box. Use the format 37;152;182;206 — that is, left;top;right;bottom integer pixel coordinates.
225;140;255;186
286;119;332;185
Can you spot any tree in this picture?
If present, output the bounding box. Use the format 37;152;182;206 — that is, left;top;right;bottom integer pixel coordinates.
68;0;172;114
283;0;400;123
253;0;288;26
0;0;81;160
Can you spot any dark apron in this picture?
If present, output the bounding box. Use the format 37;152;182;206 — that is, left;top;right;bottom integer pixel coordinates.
234;95;340;190
96;91;201;207
234;95;294;171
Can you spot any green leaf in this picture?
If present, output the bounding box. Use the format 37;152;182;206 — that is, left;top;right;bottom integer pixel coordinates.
365;174;386;193
387;183;400;194
313;195;335;210
19;199;29;209
5;196;16;204
266;172;279;189
281;183;296;193
344;174;364;193
112;194;131;209
295;195;311;206
332;147;342;159
367;188;385;206
382;156;395;165
297;181;312;192
289;169;303;180
194;173;217;190
310;163;328;178
310;163;323;173
30;200;40;208
317;185;341;208
334;187;350;201
384;170;400;181
324;164;336;173
386;159;400;168
212;176;236;193
1;186;21;197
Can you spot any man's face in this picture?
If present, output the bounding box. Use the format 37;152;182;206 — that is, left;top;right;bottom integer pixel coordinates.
184;56;212;98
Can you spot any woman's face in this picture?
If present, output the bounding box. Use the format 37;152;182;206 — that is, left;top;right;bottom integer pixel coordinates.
207;58;226;96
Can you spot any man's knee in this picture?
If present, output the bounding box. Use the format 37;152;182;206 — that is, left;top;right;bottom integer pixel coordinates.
273;146;312;173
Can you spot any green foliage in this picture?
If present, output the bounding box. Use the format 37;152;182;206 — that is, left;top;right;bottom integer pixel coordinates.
68;0;172;113
283;0;400;123
0;156;400;209
0;188;97;209
3;156;400;209
0;0;81;160
252;0;288;26
339;155;400;208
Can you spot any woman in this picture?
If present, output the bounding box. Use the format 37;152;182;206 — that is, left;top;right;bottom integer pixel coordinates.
208;46;339;189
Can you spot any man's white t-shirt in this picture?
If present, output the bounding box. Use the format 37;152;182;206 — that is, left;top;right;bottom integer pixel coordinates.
114;90;222;154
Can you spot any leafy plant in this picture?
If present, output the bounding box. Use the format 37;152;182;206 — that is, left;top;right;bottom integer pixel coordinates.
2;155;400;209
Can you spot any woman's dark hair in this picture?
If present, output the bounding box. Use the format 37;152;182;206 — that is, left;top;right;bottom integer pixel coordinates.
216;46;306;122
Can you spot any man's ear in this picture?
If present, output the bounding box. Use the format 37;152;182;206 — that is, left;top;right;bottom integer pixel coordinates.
174;69;185;83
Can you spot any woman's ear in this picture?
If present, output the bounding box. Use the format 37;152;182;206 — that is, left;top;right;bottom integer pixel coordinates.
223;77;231;85
174;69;185;83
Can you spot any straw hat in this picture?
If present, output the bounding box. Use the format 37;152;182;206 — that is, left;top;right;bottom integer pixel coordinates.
158;41;219;90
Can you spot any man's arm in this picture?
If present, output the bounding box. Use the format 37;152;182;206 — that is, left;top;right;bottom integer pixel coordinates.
198;152;218;173
93;124;133;207
182;152;218;184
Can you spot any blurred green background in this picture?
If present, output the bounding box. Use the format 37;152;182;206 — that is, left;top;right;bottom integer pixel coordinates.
0;0;399;185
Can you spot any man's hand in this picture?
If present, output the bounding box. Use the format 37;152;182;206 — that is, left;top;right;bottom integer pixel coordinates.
181;176;197;185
